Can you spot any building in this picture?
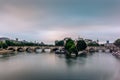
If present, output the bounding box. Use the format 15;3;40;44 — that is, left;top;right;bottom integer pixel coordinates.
104;41;115;47
16;38;19;41
104;43;115;47
22;40;29;43
84;39;93;44
106;40;109;44
78;37;83;40
0;37;10;43
40;42;45;46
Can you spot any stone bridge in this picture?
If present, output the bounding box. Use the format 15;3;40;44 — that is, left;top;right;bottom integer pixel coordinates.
86;46;118;53
7;46;119;53
7;46;64;52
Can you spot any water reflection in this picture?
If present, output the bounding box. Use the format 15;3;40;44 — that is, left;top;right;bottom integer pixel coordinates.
0;52;119;80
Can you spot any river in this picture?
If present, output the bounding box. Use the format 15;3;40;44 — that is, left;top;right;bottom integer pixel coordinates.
0;51;120;80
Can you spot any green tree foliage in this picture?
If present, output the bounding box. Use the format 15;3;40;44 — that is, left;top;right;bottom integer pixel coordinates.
6;40;15;46
87;42;99;47
64;39;87;57
5;40;39;46
55;40;64;46
0;41;8;49
76;40;87;51
65;39;77;53
114;39;120;47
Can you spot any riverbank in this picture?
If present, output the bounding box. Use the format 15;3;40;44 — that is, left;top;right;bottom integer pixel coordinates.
0;49;13;54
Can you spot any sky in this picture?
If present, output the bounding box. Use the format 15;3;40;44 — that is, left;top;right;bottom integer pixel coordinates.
0;0;120;44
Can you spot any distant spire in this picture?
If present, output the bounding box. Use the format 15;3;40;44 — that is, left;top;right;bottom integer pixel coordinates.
97;39;99;43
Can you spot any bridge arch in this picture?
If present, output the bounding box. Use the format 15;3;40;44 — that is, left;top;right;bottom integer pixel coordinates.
26;47;34;52
33;47;40;52
8;48;16;51
17;48;24;52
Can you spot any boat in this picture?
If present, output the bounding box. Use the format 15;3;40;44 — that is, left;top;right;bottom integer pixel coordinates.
55;49;66;54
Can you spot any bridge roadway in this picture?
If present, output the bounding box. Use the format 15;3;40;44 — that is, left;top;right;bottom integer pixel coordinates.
7;46;64;52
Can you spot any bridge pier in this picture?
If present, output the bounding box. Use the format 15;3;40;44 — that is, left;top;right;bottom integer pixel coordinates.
41;49;45;53
50;49;54;53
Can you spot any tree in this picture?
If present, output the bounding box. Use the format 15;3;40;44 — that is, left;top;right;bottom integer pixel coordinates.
114;39;120;47
65;39;78;56
6;40;15;46
2;43;8;49
0;41;8;49
87;42;99;47
0;41;3;48
55;40;64;46
76;40;87;51
5;40;38;46
64;39;88;57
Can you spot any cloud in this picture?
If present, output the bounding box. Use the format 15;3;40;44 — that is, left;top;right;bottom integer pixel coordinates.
0;0;120;43
0;2;52;32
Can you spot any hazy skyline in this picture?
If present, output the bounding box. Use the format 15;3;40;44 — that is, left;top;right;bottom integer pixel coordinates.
0;0;120;44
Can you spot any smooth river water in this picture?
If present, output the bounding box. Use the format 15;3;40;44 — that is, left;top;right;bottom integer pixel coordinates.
0;51;120;80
